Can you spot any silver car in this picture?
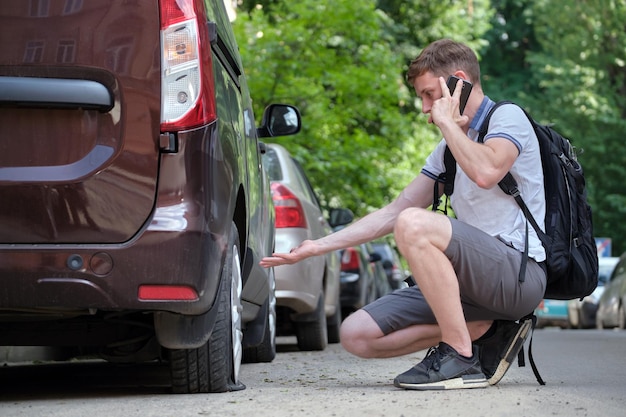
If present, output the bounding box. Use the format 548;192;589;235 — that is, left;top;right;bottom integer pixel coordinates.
567;256;619;328
596;253;626;329
262;144;353;351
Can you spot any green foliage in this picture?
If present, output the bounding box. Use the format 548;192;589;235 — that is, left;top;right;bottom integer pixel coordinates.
479;0;540;100
377;0;493;64
520;0;626;254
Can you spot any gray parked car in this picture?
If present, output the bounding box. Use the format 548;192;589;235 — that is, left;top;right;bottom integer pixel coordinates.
568;256;619;329
262;144;353;351
0;0;299;394
339;243;386;317
596;253;626;329
371;241;408;290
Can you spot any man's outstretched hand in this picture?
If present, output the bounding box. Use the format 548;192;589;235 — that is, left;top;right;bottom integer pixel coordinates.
259;239;322;268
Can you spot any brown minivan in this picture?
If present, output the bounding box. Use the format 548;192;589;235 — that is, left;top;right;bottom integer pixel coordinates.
0;0;300;393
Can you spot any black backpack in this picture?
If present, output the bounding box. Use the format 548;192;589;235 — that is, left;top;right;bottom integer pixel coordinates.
435;101;599;300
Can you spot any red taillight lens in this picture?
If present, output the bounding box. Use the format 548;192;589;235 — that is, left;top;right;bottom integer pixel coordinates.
138;285;199;301
159;0;216;132
271;182;307;228
159;0;194;28
341;247;361;271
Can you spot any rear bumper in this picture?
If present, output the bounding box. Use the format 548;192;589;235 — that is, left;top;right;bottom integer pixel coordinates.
0;125;232;318
274;258;323;315
0;228;224;316
273;228;324;315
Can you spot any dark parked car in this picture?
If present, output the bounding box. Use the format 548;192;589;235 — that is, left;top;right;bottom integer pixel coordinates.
0;0;299;394
339;242;392;317
340;244;379;317
262;144;353;350
371;241;408;290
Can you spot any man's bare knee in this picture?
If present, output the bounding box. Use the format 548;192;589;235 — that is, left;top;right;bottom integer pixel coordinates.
394;208;439;252
394;208;428;240
340;310;383;358
394;208;451;258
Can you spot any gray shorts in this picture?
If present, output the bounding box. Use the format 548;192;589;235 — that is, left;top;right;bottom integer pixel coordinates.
363;218;547;335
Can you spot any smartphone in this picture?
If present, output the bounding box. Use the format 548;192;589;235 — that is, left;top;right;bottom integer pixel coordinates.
446;75;473;115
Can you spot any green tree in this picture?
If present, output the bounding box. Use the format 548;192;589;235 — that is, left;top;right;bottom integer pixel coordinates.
479;0;539;101
377;0;493;71
521;0;626;254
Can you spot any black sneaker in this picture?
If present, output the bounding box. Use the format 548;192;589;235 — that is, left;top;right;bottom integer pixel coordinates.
393;342;488;390
473;319;532;385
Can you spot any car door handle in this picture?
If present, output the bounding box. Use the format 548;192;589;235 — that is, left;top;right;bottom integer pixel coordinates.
0;76;113;112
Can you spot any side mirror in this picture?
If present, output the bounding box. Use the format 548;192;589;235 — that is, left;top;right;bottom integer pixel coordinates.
328;208;354;228
257;104;302;138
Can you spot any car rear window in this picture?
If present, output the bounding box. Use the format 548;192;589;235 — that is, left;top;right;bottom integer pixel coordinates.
262;148;283;181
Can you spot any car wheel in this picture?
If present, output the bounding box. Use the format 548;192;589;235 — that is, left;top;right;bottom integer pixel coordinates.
327;288;342;344
618;304;625;330
567;308;579;329
581;308;596;329
295;292;328;351
243;267;277;363
596;312;604;330
169;223;244;393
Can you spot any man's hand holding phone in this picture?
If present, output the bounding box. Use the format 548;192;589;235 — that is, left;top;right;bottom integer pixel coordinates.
446;75;472;115
431;76;472;128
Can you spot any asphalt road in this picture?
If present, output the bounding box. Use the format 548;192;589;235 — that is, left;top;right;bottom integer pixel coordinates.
1;328;625;417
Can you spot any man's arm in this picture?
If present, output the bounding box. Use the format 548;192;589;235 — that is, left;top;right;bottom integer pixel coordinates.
260;173;435;267
432;77;519;189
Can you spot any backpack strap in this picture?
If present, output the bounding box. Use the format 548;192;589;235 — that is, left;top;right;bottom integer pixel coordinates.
521;313;546;385
432;147;456;214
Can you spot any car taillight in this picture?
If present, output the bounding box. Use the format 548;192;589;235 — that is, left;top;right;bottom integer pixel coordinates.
341;247;361;271
271;182;307;228
159;0;216;132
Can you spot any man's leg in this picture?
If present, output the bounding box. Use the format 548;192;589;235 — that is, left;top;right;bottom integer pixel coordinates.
387;208;490;389
394;208;472;356
340;310;440;358
340;309;493;359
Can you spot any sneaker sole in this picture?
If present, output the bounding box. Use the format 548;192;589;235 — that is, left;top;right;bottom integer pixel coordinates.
394;373;489;391
487;319;532;385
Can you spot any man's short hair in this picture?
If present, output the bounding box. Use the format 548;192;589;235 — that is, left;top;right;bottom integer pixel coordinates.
406;39;481;85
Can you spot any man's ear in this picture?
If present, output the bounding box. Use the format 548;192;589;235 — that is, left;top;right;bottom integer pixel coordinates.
453;70;470;82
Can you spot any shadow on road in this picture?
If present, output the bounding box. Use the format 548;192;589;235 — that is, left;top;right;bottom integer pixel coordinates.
0;360;172;399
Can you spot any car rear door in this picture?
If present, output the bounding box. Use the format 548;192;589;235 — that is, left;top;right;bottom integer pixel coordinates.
0;1;161;244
